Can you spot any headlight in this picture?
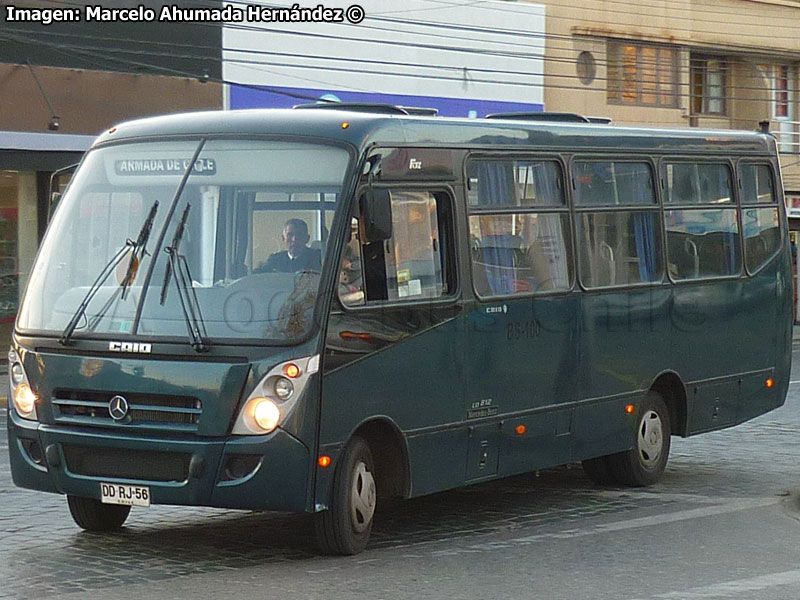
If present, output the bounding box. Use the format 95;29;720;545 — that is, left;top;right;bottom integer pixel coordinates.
11;362;25;386
13;383;37;416
274;377;294;400
8;347;37;421
231;355;319;435
252;398;280;432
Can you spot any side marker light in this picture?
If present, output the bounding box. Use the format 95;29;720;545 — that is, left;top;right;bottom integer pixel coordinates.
341;122;350;129
318;456;332;468
515;425;526;435
625;404;635;414
766;378;775;388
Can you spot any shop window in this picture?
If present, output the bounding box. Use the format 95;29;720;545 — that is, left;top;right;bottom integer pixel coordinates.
0;171;19;329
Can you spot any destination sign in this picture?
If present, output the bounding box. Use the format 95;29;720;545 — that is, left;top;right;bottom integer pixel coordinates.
114;158;216;176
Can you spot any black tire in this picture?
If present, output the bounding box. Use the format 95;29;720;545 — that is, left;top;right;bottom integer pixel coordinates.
314;436;376;555
581;455;618;485
67;495;131;531
607;391;671;486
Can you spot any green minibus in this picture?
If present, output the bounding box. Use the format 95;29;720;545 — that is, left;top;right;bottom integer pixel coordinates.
7;106;792;554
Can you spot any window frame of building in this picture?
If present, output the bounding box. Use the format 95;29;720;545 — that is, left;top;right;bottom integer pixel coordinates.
691;55;728;116
775;64;791;119
607;41;679;108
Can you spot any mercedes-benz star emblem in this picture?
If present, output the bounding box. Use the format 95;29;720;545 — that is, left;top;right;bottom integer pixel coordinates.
108;395;130;421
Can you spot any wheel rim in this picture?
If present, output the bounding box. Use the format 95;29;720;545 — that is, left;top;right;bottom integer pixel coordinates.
637;409;664;469
349;461;376;533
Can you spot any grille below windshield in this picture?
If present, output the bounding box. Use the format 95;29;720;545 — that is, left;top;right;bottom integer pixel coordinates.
52;389;202;431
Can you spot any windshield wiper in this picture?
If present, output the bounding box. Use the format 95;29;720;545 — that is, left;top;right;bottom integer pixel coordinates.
60;202;160;346
85;201;160;332
121;200;159;299
160;203;210;352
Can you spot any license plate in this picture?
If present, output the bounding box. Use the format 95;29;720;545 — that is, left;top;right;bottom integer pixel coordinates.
100;482;151;507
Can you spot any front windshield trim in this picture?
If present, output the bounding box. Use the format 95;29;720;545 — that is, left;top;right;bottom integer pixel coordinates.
18;135;358;347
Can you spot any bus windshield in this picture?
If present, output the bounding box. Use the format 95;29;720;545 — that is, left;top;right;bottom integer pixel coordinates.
17;138;351;344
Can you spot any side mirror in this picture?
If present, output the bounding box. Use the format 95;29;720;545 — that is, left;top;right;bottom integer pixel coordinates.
49;192;62;221
360;188;392;242
48;163;78;223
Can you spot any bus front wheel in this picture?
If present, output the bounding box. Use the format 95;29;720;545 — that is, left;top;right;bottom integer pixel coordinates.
67;495;131;531
609;391;671;486
314;436;377;555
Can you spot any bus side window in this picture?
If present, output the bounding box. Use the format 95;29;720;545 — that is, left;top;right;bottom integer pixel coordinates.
341;190;454;306
338;217;367;306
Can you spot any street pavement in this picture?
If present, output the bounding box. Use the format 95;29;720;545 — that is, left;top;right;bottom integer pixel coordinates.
1;339;800;599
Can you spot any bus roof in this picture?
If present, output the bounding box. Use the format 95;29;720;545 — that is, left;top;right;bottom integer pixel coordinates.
93;108;775;155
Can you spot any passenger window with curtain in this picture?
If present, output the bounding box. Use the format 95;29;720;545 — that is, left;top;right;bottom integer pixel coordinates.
664;162;740;280
740;164;781;273
339;189;454;306
466;159;571;297
573;160;661;288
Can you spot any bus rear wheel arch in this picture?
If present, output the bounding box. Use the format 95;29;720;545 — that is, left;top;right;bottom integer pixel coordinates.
582;391;672;487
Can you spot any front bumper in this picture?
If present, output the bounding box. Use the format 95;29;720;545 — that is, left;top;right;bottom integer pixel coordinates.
8;411;311;512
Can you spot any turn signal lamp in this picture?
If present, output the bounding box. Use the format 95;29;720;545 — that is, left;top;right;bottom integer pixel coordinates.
515;425;527;435
625;404;635;414
318;455;332;468
766;378;775;389
283;363;301;378
341;122;350;129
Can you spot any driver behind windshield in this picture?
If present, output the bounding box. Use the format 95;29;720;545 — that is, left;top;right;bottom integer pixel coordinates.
255;218;322;273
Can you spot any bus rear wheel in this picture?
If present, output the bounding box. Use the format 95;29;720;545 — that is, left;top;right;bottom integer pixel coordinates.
67;495;131;531
314;436;376;555
608;391;671;486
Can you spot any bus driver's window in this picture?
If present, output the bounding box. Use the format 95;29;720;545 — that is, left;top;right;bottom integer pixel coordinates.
338;217;365;306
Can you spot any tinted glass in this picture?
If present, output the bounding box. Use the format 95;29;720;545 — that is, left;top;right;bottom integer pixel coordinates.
665;208;741;279
467;160;563;208
741;164;775;204
665;163;733;204
469;213;571;296
743;207;781;272
573;161;655;206
576;211;662;288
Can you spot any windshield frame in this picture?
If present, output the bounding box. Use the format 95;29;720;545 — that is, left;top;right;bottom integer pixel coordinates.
16;133;359;348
